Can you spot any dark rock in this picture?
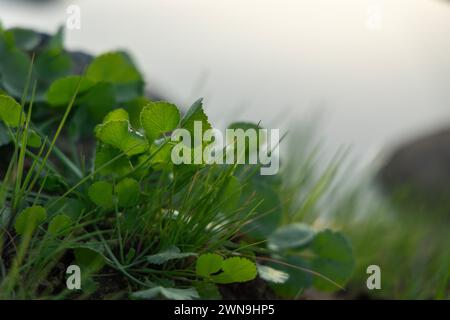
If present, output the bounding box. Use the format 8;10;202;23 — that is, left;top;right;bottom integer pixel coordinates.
378;127;450;218
219;276;279;300
68;51;93;75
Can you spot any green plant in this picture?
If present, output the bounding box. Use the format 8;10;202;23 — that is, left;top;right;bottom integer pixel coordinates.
329;177;450;299
0;23;355;300
196;253;257;284
279;125;449;299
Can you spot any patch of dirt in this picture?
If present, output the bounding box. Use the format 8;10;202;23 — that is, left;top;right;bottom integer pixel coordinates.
219;277;279;300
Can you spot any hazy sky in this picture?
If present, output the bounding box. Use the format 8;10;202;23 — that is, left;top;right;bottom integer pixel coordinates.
1;0;450;162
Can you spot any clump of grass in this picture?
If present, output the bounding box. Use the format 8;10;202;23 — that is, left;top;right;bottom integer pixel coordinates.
0;23;356;300
280;123;449;300
331;179;450;300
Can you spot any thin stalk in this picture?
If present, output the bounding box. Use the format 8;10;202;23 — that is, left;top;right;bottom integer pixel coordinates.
26;77;83;194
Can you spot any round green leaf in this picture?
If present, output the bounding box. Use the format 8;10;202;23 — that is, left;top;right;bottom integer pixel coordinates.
46;76;95;107
311;230;354;291
268;256;313;298
86;52;143;102
268;223;316;251
48;214;72;236
96;120;148;156
241;179;282;239
196;253;223;278
88;181;114;209
103;108;129;123
211;257;257;284
140;101;180;143
27;129;42;148
0;49;31;98
15;206;47;235
123;96;150;128
86;52;142;84
95;145;132;177
74;247;106;273
116;178;140;208
0;95;24;127
149;142;174;170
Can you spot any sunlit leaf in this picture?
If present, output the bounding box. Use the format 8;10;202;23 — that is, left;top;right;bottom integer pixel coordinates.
196;254;257;284
140;101;180;143
180;98;212;136
123;96;150;128
0;95;23;127
149;142;174;170
96;120;148;156
196;253;223;278
103;108;129;123
211;257;257;284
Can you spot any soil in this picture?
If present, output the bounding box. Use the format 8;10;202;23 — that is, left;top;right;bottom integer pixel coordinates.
219;277;279;300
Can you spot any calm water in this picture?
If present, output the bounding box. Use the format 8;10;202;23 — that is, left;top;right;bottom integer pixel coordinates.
1;0;450;163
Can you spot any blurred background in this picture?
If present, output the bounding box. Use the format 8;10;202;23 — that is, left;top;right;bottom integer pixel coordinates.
1;0;449;299
1;0;450;162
